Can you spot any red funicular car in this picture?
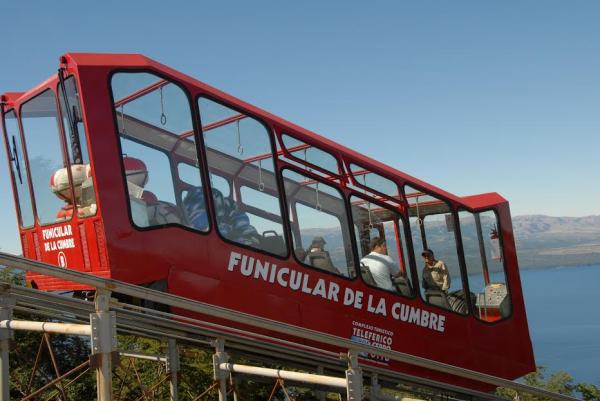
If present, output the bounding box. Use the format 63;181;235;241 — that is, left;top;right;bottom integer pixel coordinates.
1;53;535;391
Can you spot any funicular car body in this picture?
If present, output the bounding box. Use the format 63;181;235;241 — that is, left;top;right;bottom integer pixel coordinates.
1;53;535;391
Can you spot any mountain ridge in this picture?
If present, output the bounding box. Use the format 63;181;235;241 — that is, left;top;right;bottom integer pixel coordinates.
511;214;600;269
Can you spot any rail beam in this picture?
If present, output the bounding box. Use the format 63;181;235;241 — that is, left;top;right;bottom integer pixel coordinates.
0;320;91;336
219;362;348;389
0;293;14;401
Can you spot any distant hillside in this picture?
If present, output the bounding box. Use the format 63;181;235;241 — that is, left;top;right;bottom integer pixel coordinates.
297;215;600;271
512;215;600;269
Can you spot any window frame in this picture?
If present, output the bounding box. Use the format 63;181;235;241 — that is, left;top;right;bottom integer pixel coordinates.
56;74;99;220
196;94;291;260
348;191;416;299
2;108;36;229
119;135;182;228
108;69;212;235
19;88;73;226
404;183;473;315
280;165;358;279
278;132;343;179
346;160;404;204
458;207;513;323
57;75;88;166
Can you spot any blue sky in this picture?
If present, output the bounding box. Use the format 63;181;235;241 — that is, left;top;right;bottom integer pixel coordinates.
1;1;599;253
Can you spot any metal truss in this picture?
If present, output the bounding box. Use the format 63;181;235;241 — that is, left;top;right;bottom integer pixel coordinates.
0;253;581;401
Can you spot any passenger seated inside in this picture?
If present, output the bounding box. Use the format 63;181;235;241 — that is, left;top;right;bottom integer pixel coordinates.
421;249;450;292
359;262;377;287
50;164;96;220
78;164;97;217
360;237;404;292
124;156;151;201
183;186;260;247
306;237;336;273
421;249;452;309
124;156;180;227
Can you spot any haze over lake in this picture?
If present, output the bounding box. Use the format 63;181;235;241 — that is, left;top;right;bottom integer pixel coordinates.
521;264;600;385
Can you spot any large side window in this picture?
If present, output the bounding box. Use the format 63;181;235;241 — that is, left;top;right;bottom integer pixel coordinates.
349;163;401;201
239;185;286;252
111;72;206;231
281;134;339;175
282;169;355;277
120;138;178;227
351;195;413;296
3;110;34;227
20;90;69;225
405;185;468;314
459;210;511;321
58;76;97;217
198;97;287;256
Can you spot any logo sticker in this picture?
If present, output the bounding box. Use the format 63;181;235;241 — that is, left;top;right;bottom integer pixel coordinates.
58;251;68;268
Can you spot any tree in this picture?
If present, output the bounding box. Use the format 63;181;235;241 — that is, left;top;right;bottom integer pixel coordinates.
577;383;600;401
496;367;598;401
1;266;96;400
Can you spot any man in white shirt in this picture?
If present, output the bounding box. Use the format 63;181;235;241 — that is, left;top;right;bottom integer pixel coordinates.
360;237;401;291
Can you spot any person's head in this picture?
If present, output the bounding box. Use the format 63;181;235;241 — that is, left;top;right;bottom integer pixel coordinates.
421;249;435;263
370;237;388;255
311;236;326;250
123;156;148;188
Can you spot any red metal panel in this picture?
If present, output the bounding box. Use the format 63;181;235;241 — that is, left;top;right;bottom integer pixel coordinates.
32;232;41;261
78;223;91;271
94;220;108;269
20;233;29;258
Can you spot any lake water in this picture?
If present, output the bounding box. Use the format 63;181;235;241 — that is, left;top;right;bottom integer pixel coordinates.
520;264;600;385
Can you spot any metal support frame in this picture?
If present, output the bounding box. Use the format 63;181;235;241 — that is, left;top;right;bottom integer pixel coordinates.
91;289;117;401
370;374;401;401
0;289;14;401
213;338;229;401
231;374;240;401
316;365;326;401
0;253;584;401
345;351;363;401
219;362;348;389
167;338;179;401
20;360;90;401
0;320;91;335
371;374;382;401
121;351;167;363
